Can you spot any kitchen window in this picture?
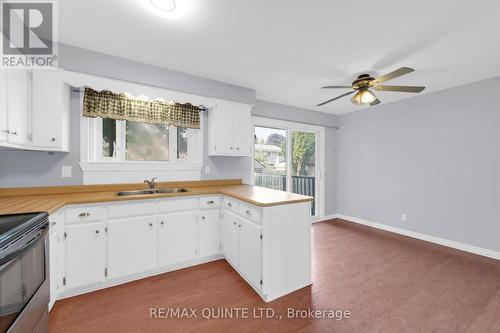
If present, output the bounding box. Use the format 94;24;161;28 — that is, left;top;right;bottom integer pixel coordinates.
90;117;198;163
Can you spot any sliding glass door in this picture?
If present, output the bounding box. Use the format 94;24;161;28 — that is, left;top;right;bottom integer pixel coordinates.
254;125;319;217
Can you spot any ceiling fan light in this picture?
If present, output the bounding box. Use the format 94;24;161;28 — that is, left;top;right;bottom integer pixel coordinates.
351;89;376;105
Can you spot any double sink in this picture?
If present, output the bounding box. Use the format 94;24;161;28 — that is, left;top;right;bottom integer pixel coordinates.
116;188;189;197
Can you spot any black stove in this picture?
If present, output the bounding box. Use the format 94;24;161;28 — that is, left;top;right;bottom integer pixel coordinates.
0;212;48;250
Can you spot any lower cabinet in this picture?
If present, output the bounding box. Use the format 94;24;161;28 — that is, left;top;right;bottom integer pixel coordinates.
65;222;106;290
222;209;239;267
108;216;157;279
158;211;198;267
199;209;221;258
222;210;262;289
48;231;58;311
238;217;262;289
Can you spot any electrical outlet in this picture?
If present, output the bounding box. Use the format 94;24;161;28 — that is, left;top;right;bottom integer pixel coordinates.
205;165;210;174
401;214;407;222
62;166;72;178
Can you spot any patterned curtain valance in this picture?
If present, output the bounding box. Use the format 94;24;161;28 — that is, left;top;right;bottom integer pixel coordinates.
82;88;201;129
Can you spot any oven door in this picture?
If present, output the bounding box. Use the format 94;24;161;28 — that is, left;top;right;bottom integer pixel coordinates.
0;222;49;333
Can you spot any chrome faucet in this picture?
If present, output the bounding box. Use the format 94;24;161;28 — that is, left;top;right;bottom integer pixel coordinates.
144;177;158;189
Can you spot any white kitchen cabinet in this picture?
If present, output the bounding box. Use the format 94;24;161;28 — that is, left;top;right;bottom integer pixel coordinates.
108;216;157;279
0;69;69;151
222;209;239;267
207;101;252;156
65;222;106;290
158;211;198;267
31;70;69;151
199;209;221;258
0;70;29;147
238;217;262;289
49;231;59;311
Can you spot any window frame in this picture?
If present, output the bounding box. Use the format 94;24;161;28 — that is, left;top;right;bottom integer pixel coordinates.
80;111;203;183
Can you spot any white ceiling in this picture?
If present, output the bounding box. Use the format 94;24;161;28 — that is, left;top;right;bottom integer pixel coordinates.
60;0;500;114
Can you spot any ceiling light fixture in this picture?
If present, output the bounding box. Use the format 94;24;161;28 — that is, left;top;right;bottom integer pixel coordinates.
140;0;191;19
351;88;377;105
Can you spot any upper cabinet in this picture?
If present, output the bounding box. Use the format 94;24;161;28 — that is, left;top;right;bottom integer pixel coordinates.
208;101;252;156
0;69;70;152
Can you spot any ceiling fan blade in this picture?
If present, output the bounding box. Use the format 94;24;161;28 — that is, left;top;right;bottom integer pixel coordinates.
321;85;353;89
369;98;381;106
372;67;415;85
373;85;425;93
316;90;355;106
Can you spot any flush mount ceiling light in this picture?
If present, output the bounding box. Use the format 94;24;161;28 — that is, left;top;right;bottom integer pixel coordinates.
140;0;191;19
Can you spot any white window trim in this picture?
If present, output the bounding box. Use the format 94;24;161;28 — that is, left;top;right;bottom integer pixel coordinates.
252;116;326;221
79;96;204;184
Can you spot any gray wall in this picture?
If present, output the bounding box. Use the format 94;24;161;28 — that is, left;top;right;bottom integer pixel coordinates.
336;76;500;252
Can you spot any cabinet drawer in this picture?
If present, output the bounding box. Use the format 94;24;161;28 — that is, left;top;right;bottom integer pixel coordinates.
159;198;199;212
108;201;157;219
200;196;221;210
66;206;104;224
223;197;239;213
239;202;262;225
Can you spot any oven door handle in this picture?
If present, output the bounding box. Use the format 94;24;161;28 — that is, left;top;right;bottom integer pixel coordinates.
0;222;48;266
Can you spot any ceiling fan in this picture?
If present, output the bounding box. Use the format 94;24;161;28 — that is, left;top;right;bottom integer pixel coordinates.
317;67;425;107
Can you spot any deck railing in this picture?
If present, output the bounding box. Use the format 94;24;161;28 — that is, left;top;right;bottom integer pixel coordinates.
255;173;315;215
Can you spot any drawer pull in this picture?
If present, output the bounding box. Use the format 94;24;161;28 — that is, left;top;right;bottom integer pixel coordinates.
160;221;164;225
95;230;100;234
206;200;215;205
201;216;205;220
233;222;237;225
227;202;232;207
245;210;251;216
238;224;242;228
149;223;153;227
78;212;91;217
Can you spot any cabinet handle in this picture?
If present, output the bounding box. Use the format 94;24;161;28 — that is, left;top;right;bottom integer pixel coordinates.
149;223;153;227
227;202;232;207
8;130;17;135
160;221;164;225
51;137;56;142
201;216;205;220
78;212;90;217
233;222;237;225
95;230;100;234
238;224;242;228
230;147;234;150
206;200;214;205
236;147;240;150
245;210;251;216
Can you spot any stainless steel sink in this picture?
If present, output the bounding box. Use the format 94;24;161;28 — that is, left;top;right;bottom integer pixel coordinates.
116;188;188;196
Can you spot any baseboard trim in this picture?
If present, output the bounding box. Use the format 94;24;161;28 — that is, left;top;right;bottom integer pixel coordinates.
334;214;500;261
313;213;338;223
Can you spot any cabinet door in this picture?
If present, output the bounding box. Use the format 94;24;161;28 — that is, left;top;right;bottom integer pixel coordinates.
0;70;7;142
232;105;252;155
211;102;235;154
65;222;106;290
49;231;58;311
199;209;221;258
158;211;197;267
238;217;262;289
222;209;239;267
108;216;157;279
6;70;28;146
31;70;62;150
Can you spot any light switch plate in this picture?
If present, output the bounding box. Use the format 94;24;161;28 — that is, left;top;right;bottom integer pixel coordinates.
205;165;210;174
62;166;72;178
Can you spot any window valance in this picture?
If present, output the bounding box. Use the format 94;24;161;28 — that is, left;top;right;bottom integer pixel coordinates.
82;88;201;129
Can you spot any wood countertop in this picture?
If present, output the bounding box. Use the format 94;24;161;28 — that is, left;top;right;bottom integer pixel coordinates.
0;179;313;215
